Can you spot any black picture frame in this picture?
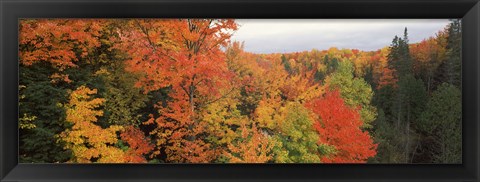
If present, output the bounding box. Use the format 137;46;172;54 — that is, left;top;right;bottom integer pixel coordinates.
1;0;479;182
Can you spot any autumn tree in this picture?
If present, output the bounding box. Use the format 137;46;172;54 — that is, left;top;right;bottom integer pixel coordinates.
410;35;446;93
225;42;264;116
223;119;276;163
117;19;238;162
19;19;107;163
273;102;330;163
60;86;125;163
19;19;103;70
326;60;377;128
120;126;155;163
306;90;377;163
18;19;460;164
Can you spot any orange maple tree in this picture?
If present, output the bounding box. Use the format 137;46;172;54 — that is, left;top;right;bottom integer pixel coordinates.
19;19;103;70
120;126;154;163
306;90;377;163
117;19;238;162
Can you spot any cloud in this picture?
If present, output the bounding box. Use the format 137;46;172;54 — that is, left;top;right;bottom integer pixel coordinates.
231;19;451;53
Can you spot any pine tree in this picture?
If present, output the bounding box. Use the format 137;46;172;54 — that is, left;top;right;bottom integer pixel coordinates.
417;83;461;163
444;20;462;88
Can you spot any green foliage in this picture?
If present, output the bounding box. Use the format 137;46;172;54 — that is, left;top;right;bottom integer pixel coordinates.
395;74;428;125
327;60;377;128
418;83;461;163
388;28;413;78
377;28;430;163
273;102;325;163
393;75;427;163
281;54;293;74
369;109;404;163
19;64;71;163
18;19;461;164
99;61;148;126
436;19;462;88
324;55;339;75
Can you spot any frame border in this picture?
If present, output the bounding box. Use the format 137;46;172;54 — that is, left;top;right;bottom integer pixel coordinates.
1;0;479;182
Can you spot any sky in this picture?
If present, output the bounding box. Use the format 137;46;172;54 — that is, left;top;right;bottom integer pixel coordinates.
230;19;451;54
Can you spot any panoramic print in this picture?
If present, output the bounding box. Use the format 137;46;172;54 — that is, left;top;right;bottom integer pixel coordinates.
19;19;461;163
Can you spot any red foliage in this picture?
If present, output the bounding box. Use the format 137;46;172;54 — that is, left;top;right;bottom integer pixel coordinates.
120;126;154;163
306;90;377;163
19;19;103;70
377;67;398;89
117;19;238;162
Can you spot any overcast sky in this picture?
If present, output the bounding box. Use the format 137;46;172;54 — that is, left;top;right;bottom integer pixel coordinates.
230;19;451;54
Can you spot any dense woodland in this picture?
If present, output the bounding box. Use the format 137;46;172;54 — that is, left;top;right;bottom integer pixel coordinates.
19;19;461;163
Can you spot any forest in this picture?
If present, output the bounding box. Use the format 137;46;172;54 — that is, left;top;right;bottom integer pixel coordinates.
19;19;461;163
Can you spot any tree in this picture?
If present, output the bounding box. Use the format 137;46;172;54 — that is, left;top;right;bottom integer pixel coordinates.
120;126;155;163
434;20;462;88
19;19;103;70
96;60;149;126
410;35;446;93
387;28;413;79
417;83;461;163
326;60;377;128
225;42;264;116
377;67;398;89
306;90;377;163
392;74;428;163
223;119;276;163
19;19;107;163
281;54;293;74
117;19;238;162
369;109;404;163
60;86;125;163
380;28;429;163
273;102;327;163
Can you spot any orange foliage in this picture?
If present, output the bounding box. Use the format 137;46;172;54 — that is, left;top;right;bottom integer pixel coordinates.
280;71;324;102
377;67;398;89
224;120;275;163
49;73;73;84
60;86;125;163
19;19;103;70
117;19;238;162
410;35;446;76
120;126;154;163
306;90;377;163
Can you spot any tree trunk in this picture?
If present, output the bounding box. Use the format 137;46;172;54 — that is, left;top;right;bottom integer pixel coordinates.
405;104;411;163
397;102;402;129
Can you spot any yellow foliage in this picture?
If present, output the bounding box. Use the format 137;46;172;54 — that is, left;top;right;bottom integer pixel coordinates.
60;86;126;163
224;119;276;163
255;96;284;129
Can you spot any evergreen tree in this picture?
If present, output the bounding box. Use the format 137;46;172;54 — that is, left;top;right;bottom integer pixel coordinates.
417;83;461;163
388;28;413;79
377;28;428;163
19;63;71;163
281;54;292;74
433;20;462;90
394;74;428;162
